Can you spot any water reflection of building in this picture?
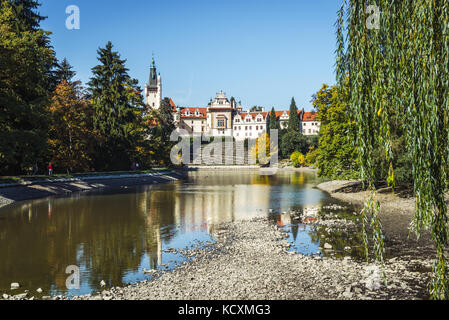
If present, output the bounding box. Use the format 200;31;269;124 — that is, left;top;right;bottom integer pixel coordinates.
168;183;272;231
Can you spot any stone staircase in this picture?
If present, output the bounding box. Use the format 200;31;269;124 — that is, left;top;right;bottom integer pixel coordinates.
187;143;253;166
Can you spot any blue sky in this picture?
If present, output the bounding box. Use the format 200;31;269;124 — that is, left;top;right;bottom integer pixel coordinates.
39;0;341;111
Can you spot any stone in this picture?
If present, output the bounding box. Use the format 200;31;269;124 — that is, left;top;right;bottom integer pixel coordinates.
100;280;106;287
36;288;43;293
323;243;332;250
10;283;20;290
14;293;27;299
2;294;9;299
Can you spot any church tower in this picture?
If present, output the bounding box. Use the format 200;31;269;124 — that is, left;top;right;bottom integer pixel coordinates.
145;57;162;110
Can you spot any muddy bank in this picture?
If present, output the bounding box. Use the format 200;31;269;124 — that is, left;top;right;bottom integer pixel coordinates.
0;171;184;210
316;180;435;257
46;217;431;300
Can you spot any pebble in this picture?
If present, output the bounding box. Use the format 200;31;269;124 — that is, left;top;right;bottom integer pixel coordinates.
27;216;430;301
10;283;20;290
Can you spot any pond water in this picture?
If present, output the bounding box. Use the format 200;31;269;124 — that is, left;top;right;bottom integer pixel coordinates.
0;170;364;297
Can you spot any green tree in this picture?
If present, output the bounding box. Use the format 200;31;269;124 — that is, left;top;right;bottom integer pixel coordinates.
313;83;358;179
54;58;76;83
9;0;46;32
269;107;280;131
148;98;176;165
0;0;56;175
281;131;308;157
87;41;144;171
287;97;299;132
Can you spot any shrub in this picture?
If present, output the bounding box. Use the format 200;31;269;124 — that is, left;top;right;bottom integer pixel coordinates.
305;148;320;167
290;151;305;168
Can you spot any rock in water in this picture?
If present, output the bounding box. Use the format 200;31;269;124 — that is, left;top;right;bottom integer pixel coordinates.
100;280;106;287
10;283;20;290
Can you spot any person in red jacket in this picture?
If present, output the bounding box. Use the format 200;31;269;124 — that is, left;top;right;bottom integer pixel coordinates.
48;163;53;176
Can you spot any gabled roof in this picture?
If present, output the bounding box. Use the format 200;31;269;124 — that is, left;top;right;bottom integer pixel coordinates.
273;110;303;120
180;107;207;119
303;112;317;121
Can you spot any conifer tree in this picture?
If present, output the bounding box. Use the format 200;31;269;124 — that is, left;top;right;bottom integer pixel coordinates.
87;41;144;170
287;97;299;132
54;58;76;83
269;107;280;131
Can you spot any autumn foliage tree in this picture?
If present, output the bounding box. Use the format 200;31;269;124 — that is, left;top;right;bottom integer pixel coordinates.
47;81;97;173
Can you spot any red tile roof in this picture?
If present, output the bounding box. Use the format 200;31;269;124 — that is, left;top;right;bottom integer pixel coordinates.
303;112;317;121
273;110;303;119
180;107;207;119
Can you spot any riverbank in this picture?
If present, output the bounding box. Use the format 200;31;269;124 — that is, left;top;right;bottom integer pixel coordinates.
316;180;435;258
59;216;430;300
0;171;184;210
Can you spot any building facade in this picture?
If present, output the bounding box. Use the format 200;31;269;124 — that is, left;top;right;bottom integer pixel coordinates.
146;60;320;139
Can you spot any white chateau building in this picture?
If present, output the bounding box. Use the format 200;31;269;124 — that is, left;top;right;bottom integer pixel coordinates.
145;60;320;139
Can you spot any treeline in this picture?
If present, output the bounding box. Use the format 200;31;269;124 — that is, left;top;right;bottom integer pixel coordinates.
268;98;318;162
0;0;174;176
312;81;412;186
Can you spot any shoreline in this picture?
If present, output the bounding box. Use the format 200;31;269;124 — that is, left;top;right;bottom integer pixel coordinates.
62;217;431;300
0;167;314;210
0;171;185;210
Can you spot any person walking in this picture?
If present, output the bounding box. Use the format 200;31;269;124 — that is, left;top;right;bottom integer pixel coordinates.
48;163;53;176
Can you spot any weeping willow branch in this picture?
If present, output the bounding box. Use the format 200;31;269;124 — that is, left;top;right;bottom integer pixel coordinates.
337;0;449;299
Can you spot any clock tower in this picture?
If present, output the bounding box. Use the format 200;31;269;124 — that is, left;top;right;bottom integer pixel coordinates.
145;57;162;110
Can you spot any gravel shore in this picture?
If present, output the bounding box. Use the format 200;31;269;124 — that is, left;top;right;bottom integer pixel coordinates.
58;217;431;301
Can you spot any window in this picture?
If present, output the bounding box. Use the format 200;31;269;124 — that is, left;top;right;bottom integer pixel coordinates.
256;126;258;130
218;119;225;127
